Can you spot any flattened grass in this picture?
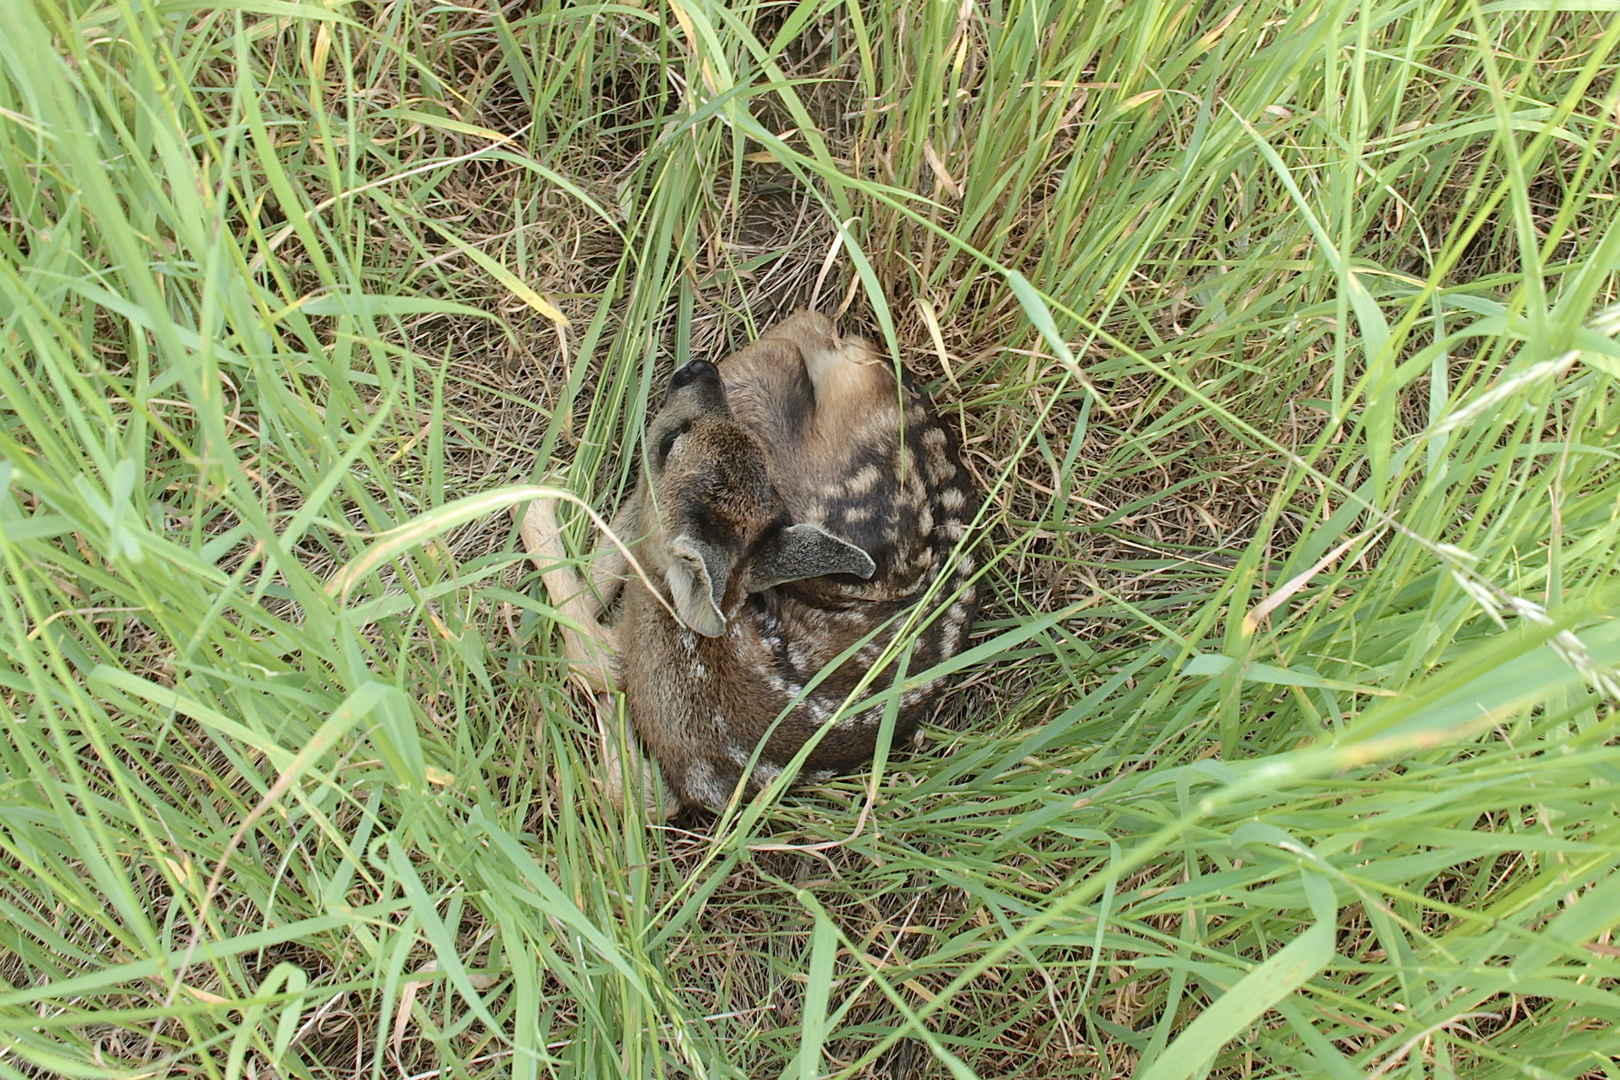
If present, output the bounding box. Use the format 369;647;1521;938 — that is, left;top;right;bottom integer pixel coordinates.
1;0;1618;1077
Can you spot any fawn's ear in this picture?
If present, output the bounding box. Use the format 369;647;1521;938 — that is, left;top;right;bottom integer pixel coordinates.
665;535;728;637
744;523;875;592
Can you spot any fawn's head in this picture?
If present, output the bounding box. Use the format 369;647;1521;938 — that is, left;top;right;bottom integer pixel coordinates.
641;359;875;637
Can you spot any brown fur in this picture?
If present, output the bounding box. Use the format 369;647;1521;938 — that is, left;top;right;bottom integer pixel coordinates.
519;310;980;814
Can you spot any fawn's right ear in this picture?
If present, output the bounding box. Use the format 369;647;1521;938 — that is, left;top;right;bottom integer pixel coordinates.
665;535;729;638
743;523;875;592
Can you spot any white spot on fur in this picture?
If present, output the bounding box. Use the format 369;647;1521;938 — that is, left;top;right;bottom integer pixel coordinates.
847;464;882;495
940;486;966;511
769;672;805;701
686;760;728;809
836;710;875;732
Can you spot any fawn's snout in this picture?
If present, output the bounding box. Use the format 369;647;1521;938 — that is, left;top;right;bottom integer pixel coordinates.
666;358;722;401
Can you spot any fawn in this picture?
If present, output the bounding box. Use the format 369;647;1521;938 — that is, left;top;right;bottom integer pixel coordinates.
518;311;978;814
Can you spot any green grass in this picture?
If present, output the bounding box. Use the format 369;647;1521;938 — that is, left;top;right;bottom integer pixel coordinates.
2;0;1619;1076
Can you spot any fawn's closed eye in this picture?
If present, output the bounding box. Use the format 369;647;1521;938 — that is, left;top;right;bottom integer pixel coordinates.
656;421;690;465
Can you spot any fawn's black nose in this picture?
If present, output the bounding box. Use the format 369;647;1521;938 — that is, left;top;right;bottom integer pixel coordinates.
666;360;728;410
668;360;720;393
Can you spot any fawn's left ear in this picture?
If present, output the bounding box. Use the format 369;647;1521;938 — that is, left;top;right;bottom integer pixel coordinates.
744;523;875;592
665;534;728;638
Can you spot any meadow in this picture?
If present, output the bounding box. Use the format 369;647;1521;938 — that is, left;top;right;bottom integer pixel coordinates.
1;0;1618;1076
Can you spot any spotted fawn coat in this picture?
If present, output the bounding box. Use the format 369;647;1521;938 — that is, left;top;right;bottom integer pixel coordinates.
519;310;979;813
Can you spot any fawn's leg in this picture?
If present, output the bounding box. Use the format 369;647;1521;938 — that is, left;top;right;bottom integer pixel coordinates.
584;492;637;618
515;497;619;693
516;496;677;819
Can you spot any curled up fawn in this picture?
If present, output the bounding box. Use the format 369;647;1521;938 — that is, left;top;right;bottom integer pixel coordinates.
517;311;979;816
